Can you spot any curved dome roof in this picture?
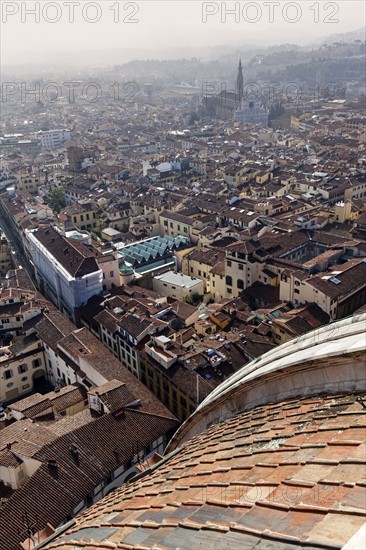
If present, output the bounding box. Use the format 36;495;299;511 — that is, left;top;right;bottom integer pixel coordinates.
167;313;366;450
40;315;366;550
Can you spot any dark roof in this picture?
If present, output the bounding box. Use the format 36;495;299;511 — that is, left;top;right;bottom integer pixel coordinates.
35;312;75;349
48;385;87;413
307;259;366;299
88;379;137;413
57;327;177;421
187;248;225;266
0;302;24;318
0;410;178;550
93;308;118;334
117;313;153;339
0;450;23;468
170;300;198;321
9;394;52;417
33;226;100;277
160;210;194;225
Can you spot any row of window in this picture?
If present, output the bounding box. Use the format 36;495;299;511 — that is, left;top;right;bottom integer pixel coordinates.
6;382;30;390
226;260;247;272
142;362;195;419
227;251;246;260
163;220;188;233
102;271;115;278
225;276;245;289
0;316;22;323
102;332;117;353
120;339;136;357
73;212;96;223
56;367;72;385
3;359;41;380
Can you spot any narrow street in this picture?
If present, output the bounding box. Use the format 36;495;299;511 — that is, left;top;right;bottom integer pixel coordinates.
0;200;36;286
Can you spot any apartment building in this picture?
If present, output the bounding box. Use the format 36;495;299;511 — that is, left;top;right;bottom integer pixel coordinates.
159;210;193;239
152;271;204;301
0;337;45;403
38;129;70;149
97;251;120;290
182;248;225;295
15;174;41;193
25;226;103;322
0;231;13;276
279;258;366;319
0;366;177;550
0;292;49;402
103;201;132;231
116;313;165;379
220;230;362;300
141;335;212;420
140;329;251;421
35;310;179;434
58;201;98;231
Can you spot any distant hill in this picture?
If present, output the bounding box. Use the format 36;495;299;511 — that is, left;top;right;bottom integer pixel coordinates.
313;27;365;45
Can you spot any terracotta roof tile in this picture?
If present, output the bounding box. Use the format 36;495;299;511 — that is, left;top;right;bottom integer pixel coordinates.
42;392;366;550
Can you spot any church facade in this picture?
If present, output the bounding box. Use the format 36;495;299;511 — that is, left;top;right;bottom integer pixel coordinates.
203;60;269;126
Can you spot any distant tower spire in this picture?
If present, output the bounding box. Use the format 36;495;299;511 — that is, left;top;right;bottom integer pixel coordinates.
236;59;244;102
315;63;324;98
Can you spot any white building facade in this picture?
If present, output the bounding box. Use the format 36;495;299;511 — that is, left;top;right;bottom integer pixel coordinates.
38;129;70;149
26;228;103;322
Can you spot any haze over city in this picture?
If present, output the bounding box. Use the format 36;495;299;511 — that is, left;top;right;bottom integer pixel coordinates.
1;0;365;69
0;2;365;550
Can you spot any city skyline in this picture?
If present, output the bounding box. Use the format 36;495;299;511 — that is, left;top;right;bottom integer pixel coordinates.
1;1;365;68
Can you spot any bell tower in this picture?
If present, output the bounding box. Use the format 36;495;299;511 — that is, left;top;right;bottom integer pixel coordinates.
236;59;244;102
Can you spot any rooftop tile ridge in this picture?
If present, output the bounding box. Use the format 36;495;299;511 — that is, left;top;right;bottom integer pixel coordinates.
71;328;93;354
44;311;74;337
124;407;178;422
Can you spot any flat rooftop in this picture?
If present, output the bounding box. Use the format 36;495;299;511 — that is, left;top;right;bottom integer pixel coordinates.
154;270;201;289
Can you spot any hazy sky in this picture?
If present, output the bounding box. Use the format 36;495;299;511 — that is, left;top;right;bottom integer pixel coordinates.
1;1;365;67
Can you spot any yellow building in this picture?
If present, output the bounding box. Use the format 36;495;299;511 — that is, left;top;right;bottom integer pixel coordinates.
59;201;98;231
16;174;40;193
159;211;192;239
181;248;225;295
0;339;46;403
279;258;366;320
141;335;209;421
210;260;226;301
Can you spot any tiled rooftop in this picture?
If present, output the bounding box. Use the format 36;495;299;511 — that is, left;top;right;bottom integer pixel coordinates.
44;392;366;550
30;226;100;277
0;408;178;550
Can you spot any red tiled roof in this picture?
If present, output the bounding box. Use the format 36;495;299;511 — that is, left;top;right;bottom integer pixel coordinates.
0;410;178;550
42;392;366;550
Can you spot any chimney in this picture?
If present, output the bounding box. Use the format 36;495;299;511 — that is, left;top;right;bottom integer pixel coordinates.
70;444;79;459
